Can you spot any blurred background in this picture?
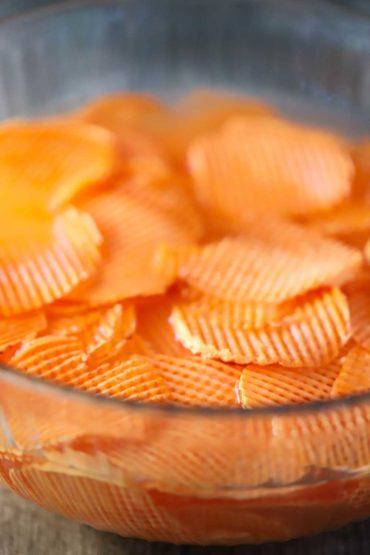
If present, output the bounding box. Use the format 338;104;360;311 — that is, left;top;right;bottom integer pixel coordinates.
1;0;54;18
2;0;370;18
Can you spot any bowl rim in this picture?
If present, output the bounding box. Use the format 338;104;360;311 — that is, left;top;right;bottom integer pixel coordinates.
0;0;369;420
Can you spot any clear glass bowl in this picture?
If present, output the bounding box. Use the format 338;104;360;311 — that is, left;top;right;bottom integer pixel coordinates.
1;0;370;545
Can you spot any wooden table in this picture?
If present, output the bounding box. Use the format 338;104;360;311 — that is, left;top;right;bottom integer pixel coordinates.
2;485;370;555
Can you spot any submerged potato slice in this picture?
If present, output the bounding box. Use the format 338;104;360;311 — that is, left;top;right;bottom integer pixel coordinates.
188;116;353;219
0;207;102;316
171;287;350;367
0;121;117;211
239;361;341;408
158;220;362;303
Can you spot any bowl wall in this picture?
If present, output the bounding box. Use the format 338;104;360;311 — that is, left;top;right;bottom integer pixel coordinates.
1;0;370;544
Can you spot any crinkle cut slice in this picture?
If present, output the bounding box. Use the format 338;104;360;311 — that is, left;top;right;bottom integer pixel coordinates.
75;92;169;160
306;202;370;240
74;355;171;402
164;223;362;303
118;333;154;358
46;302;104;337
0;311;47;352
122;171;204;242
47;302;136;363
85;304;136;364
10;335;86;383
6;466;193;543
171;294;288;330
10;334;169;403
346;284;370;350
47;301;136;363
151;89;275;164
0;207;102;316
136;296;190;357
171;287;350;367
331;345;370;398
48;301;148;358
151;354;241;407
365;239;370;266
352;140;370;197
188;115;353;219
239;361;341;408
76;92;166;127
76;187;196;304
0;121;117;211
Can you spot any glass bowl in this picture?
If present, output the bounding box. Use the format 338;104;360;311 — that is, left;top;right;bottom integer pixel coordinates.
1;0;370;545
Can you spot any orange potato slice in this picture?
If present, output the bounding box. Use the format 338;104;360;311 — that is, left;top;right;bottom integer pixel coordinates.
239;362;341;408
85;304;136;364
0;344;20;364
46;302;136;363
171;287;350;367
4;466;192;543
160;220;362;303
188;116;353;219
118;333;154;358
306;202;370;244
273;404;370;485
10;334;169;403
122;171;204;242
0;311;46;352
48;300;146;359
46;302;104;337
75;92;169;160
149;89;275;165
0;207;102;316
171;294;289;330
0;121;117;211
76;92;165;127
365;239;370;265
67;355;170;403
151;354;241;407
75;184;196;304
346;284;370;350
10;335;86;382
352;140;370;198
136;296;190;357
331;345;370;398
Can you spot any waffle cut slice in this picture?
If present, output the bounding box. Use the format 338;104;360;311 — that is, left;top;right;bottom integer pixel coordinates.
76;182;197;304
136;295;190;357
0;206;102;316
9;335;87;383
352;139;370;199
346;283;370;350
9;335;169;403
305;202;370;249
71;355;171;403
147;89;275;165
188;115;353;221
171;287;350;367
156;219;362;304
331;345;370;398
239;361;341;408
75;92;169;160
151;354;241;407
0;311;47;352
47;301;136;357
122;170;204;242
0;120;117;212
84;304;136;364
